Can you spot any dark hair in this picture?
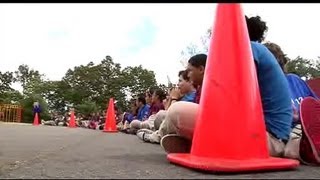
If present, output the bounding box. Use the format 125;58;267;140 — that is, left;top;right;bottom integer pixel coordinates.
188;54;207;68
178;70;190;81
263;42;289;72
154;89;166;101
245;15;268;43
146;87;156;97
137;96;146;105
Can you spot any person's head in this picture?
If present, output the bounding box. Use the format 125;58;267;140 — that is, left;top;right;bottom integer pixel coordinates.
33;101;39;107
136;95;146;107
130;100;137;113
245;15;268;43
178;70;194;94
152;89;166;104
263;42;289;72
187;54;207;86
145;87;155;104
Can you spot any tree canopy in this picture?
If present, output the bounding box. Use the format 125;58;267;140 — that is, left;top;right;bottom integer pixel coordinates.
0;55;159;123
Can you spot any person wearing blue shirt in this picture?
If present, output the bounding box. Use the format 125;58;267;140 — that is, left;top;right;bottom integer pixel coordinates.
180;91;196;102
136;69;197;143
251;41;293;142
135;96;150;121
159;16;294;157
287;74;318;117
264;42;319;123
170;70;196;104
33;101;42;122
265;42;320;161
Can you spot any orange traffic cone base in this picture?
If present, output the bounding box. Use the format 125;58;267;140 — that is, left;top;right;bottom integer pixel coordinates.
33;113;39;126
168;154;299;172
103;129;118;133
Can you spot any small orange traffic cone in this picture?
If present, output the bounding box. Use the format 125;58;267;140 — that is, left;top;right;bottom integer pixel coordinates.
103;98;117;133
69;110;76;128
167;3;299;173
33;113;39;126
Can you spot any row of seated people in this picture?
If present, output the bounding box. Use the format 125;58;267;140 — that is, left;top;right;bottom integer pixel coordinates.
117;69;197;135
117;15;320;166
42;110;122;130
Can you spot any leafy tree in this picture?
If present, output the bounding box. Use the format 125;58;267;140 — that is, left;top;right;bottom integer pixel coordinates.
0;90;23;104
62;56;126;112
0;71;15;103
180;28;212;66
40;80;68;113
121;65;157;97
75;100;99;117
4;56;161;118
0;71;14;93
14;64;43;94
19;93;50;123
286;56;320;80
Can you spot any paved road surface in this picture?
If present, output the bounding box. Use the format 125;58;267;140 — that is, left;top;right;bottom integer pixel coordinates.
0;123;319;179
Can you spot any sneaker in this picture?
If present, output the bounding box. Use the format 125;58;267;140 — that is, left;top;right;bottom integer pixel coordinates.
137;132;150;142
149;131;161;144
300;97;320;165
160;134;191;154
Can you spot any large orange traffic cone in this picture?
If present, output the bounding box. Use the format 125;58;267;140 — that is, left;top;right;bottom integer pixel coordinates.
103;98;118;133
69;110;76;128
167;3;299;172
33;113;39;126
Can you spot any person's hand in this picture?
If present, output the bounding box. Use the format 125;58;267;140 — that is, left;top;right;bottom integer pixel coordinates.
292;104;299;122
170;87;181;100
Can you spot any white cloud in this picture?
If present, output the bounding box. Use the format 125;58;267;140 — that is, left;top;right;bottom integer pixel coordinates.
1;3;320;91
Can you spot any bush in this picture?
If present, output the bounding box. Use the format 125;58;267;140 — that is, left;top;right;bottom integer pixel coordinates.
19;94;50;123
75;101;99;117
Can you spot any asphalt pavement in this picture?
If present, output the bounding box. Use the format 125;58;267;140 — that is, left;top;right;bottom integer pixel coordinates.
0;123;319;179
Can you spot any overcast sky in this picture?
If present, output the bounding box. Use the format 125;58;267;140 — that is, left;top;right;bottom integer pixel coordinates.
1;3;319;91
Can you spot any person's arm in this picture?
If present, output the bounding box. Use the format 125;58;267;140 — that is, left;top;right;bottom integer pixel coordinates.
166;87;181;109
